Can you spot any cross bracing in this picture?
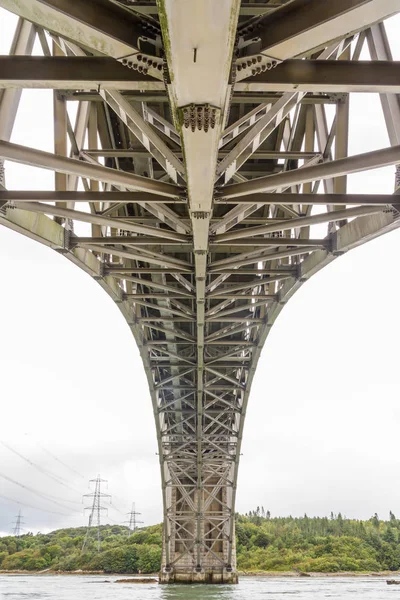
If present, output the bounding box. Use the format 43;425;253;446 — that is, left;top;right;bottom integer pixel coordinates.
0;0;400;584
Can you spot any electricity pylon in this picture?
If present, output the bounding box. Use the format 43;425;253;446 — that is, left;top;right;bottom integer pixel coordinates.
82;475;111;553
125;502;143;536
12;509;24;538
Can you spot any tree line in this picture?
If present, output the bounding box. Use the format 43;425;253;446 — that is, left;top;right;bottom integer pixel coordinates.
237;508;400;572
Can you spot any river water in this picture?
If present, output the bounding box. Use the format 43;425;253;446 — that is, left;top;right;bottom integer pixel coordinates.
1;575;399;600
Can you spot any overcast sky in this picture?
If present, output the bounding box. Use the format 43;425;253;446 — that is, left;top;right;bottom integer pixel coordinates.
1;9;400;537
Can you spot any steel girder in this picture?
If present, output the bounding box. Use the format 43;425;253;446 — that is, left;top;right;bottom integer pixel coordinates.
0;0;400;584
0;56;164;90
0;0;161;63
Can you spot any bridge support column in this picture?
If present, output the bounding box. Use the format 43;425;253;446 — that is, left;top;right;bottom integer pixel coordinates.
159;483;237;583
159;568;238;584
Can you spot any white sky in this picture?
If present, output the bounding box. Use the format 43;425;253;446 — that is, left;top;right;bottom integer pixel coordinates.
1;9;400;536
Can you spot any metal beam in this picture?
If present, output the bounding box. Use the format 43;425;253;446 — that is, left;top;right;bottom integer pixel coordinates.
0;191;184;204
367;23;400;146
65;90;340;105
221;144;400;198
210;247;316;270
105;267;193;274
83;148;316;161
74;236;188;246
218;44;347;183
126;1;283;16
214;205;386;242
210;239;327;248
13;204;188;241
0;21;36;141
243;0;400;62
99;88;185;182
143;105;181;146
0;56;164;90
237;60;400;94
0;141;181;198
210;268;296;275
0;0;159;60
214;193;396;206
207;275;290;296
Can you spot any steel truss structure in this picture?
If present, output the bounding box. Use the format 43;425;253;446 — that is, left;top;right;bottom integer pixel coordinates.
1;0;400;584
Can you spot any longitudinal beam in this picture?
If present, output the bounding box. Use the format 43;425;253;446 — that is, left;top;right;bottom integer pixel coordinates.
0;140;180;198
12;203;189;242
214;193;399;206
0;0;158;59
214;206;386;243
239;0;399;63
237;60;400;94
221;144;400;198
0;57;164;90
117;2;285;16
0;191;185;204
5;57;400;95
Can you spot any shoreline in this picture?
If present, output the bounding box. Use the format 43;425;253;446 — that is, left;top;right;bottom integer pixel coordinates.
238;571;400;578
1;570;399;578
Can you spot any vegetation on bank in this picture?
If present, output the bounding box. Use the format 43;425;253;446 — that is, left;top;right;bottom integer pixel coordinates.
0;524;162;573
237;509;400;572
1;510;400;573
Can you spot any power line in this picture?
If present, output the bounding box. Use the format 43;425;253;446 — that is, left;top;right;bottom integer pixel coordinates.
109;500;125;517
106;491;133;517
0;492;70;517
0;471;82;513
28;436;85;480
104;515;121;525
82;475;111;553
112;492;129;506
1;440;83;495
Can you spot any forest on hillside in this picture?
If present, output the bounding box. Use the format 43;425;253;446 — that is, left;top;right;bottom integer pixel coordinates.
1;510;400;573
236;508;400;572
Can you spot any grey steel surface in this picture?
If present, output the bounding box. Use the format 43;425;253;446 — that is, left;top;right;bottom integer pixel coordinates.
0;0;400;584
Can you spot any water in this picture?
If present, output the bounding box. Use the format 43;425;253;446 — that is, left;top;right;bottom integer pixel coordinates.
1;575;400;600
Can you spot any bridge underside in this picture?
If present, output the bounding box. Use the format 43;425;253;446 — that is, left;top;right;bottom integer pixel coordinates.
1;0;400;583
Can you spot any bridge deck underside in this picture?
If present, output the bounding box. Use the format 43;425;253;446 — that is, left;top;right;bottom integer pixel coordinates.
0;0;400;583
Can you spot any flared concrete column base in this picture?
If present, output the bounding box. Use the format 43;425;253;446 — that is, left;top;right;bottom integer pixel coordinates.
159;568;238;584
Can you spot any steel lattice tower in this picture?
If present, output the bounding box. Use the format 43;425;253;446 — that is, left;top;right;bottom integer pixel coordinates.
12;509;24;538
125;502;143;536
82;475;111;553
0;0;400;584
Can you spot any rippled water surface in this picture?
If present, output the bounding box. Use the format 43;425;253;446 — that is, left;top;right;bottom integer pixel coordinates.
1;575;399;600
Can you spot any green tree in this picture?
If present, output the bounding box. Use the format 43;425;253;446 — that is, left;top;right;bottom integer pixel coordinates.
253;531;271;548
